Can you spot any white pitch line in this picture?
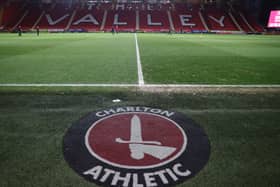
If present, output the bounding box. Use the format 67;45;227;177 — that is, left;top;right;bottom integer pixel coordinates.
142;84;280;88
0;83;280;88
134;33;145;86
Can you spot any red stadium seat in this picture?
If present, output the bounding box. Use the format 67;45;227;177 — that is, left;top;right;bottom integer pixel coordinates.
1;2;264;33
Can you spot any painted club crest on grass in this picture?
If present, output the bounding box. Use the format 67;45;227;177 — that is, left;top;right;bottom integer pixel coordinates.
63;106;210;187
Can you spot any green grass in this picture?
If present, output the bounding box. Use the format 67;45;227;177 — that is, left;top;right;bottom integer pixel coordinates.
0;33;280;186
0;90;279;187
1;33;280;84
0;33;137;83
138;34;280;84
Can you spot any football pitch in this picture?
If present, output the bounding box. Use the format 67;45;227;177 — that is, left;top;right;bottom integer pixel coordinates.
0;33;280;187
0;33;280;85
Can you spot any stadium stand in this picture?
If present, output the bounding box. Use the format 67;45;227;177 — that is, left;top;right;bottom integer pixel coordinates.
230;3;265;33
70;6;104;32
203;6;239;32
0;7;3;29
104;9;136;32
19;6;42;30
36;3;74;31
0;1;265;33
1;2;24;31
241;13;264;32
232;11;252;32
139;10;170;32
171;4;206;32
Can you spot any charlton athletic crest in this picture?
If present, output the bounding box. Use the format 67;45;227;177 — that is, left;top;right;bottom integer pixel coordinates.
63;106;210;187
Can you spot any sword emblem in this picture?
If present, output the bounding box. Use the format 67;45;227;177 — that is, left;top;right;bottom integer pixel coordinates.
116;115;176;160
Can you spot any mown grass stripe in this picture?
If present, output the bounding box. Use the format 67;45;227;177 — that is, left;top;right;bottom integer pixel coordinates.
0;83;280;88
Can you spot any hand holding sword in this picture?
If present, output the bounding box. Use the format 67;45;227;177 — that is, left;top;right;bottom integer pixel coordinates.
115;115;176;160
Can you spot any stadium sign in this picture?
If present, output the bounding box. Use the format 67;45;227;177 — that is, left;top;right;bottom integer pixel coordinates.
63;106;210;187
